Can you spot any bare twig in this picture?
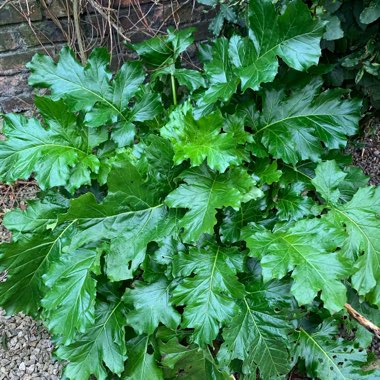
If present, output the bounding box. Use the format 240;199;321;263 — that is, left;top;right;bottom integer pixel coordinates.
87;0;130;41
0;0;13;11
345;303;380;339
39;0;69;41
11;0;53;57
73;0;86;64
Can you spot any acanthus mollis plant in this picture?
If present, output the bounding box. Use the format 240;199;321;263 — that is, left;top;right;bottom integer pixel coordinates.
0;0;380;379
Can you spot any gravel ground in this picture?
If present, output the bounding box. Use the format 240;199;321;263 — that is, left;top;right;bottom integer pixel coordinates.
0;119;379;379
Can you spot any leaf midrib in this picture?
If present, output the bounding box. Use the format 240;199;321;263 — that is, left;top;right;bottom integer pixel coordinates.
299;328;348;380
48;71;126;121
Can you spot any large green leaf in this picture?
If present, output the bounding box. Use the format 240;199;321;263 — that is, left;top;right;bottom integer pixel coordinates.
27;48;161;146
165;164;262;243
123;336;163;380
218;289;291;379
0;100;100;191
161;104;242;172
220;198;267;244
42;248;101;344
329;187;380;306
123;279;181;335
245;219;349;313
198;37;239;107
57;301;127;380
293;320;379;380
0;222;76;315
133;27;194;68
312;161;380;306
312;160;348;204
275;183;318;221
255;80;361;164
28;48;142;115
61;192;176;281
159;337;231;379
3;194;69;241
171;244;246;346
199;0;325;107
59;161;178;281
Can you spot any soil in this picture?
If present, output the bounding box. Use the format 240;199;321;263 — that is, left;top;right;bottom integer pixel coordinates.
350;117;380;185
0;119;379;379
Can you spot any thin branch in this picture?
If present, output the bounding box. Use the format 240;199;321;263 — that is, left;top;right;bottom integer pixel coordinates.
0;0;13;11
39;0;69;41
73;0;87;64
345;303;380;339
87;0;130;41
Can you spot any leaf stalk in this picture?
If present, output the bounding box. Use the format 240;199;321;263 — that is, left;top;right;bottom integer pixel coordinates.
171;73;177;106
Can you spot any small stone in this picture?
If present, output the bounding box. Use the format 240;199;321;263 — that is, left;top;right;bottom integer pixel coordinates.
18;362;26;371
26;364;35;374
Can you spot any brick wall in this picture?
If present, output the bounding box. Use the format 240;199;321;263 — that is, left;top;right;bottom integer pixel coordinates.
0;0;212;113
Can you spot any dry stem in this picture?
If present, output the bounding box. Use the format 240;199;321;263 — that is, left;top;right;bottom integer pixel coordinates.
345;303;380;339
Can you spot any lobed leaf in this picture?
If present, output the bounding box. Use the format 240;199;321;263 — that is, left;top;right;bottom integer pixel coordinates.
171;244;245;345
0;100;100;191
57;301;127;380
166;164;262;243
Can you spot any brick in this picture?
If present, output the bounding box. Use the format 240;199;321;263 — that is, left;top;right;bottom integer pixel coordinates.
0;46;57;74
163;2;208;26
97;0;152;8
118;3;164;33
42;0;68;19
18;20;67;47
0;0;42;26
0;30;19;52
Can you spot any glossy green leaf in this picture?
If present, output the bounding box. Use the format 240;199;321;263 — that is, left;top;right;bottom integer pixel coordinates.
60;192;176;281
312;160;348;204
275;183;318;221
328;187;380;306
245;219;349;313
256;80;361;164
165;164;261;243
161;104;242;172
0;222;76;315
253;159;282;185
220;198;267;243
123;336;163;380
0;100;99;191
3;194;69;241
159;337;231;379
57;301;127;380
171;244;245;345
28;48;143;114
27;48;161;146
218;291;291;378
198;37;239;107
360;0;380;24
123;279;181;335
42;248;101;344
293;320;380;379
133;27;194;68
312;161;380;306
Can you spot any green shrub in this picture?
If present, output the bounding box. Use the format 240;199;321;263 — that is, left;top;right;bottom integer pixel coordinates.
0;1;379;379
